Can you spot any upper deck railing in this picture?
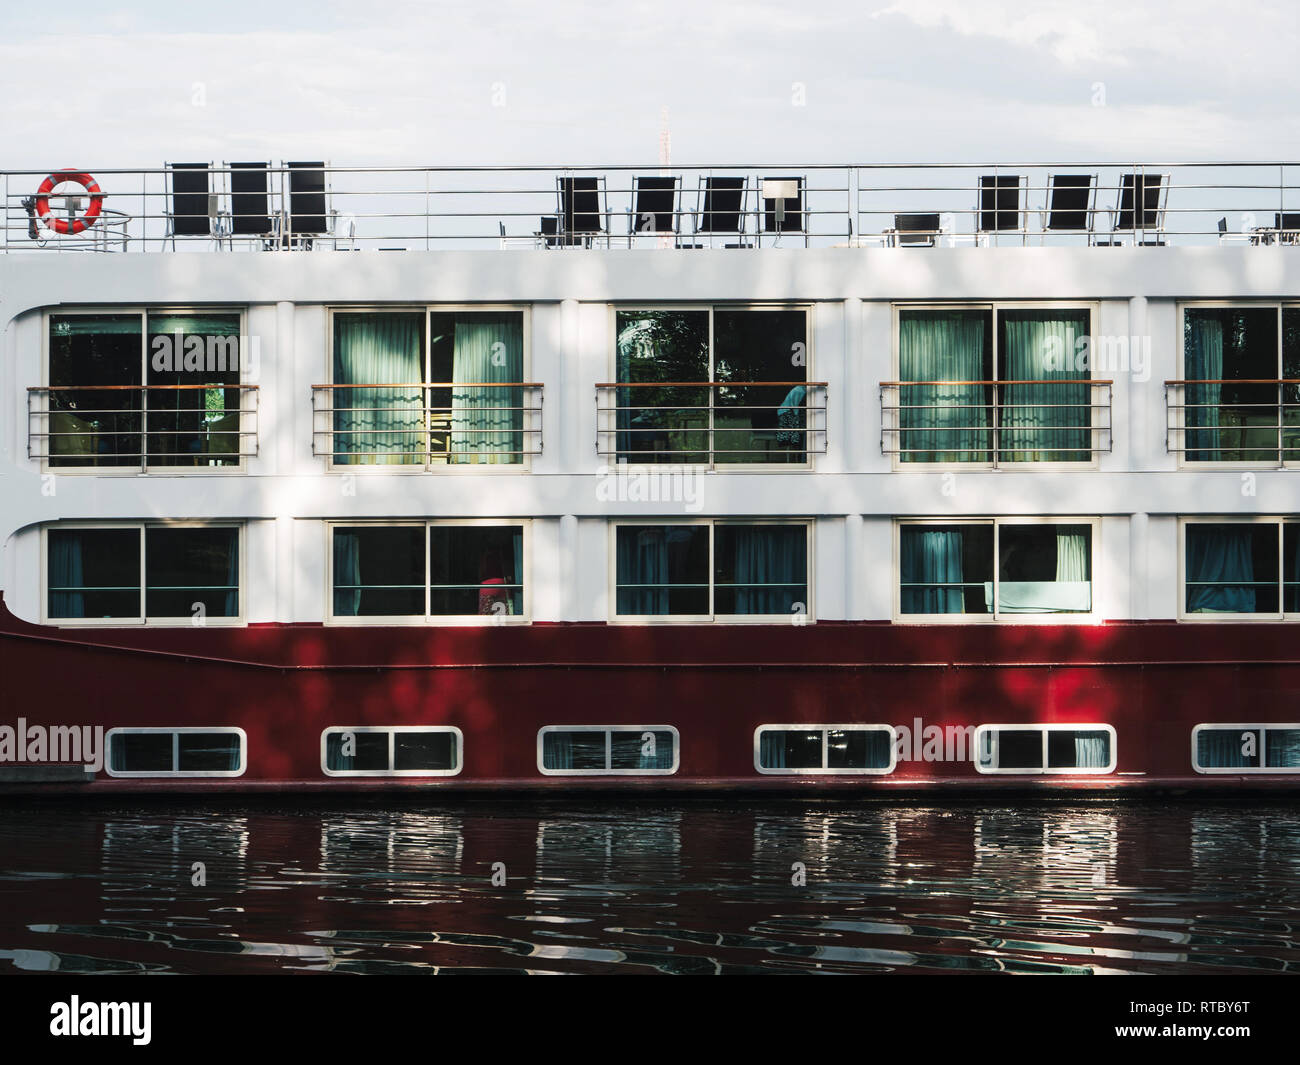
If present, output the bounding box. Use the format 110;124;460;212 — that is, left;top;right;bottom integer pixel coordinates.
4;162;1300;253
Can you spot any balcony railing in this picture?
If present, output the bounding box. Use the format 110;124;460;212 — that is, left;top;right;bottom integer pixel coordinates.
28;384;258;468
5;162;1300;252
311;383;543;466
596;381;827;465
1165;379;1300;464
880;380;1113;464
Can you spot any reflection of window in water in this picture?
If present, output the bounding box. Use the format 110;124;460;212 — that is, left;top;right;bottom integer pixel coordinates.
752;812;901;882
319;813;463;876
101;817;249;898
973;811;1117;882
534;815;681;885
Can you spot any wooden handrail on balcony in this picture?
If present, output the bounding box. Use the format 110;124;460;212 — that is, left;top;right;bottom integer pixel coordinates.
312;381;541;389
881;379;1114;386
597;381;827;388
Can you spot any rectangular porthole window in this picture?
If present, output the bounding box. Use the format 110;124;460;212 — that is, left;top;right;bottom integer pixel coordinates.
321;727;463;777
755;725;897;775
538;726;679;775
45;524;241;624
1192;724;1300;773
973;724;1115;774
105;728;246;777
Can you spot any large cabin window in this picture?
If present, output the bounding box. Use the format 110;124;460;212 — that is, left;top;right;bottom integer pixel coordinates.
898;520;1094;620
45;311;245;469
1176;304;1300;464
322;727;462;776
611;307;811;465
755;725;896;774
974;725;1115;774
1193;724;1300;773
614;521;809;620
538;726;678;775
328;308;527;466
45;524;241;624
329;521;526;622
889;304;1097;465
106;728;245;777
1182;519;1300;619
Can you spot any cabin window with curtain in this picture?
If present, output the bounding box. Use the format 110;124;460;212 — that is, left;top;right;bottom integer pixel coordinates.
898;520;1093;619
46;311;244;468
1179;306;1300;464
612;307;810;465
106;728;245;777
330;522;525;621
755;726;896;774
974;725;1115;774
1193;724;1300;773
614;521;809;620
45;524;241;624
1183;520;1300;619
538;726;678;775
893;305;1093;464
321;727;462;776
329;309;526;466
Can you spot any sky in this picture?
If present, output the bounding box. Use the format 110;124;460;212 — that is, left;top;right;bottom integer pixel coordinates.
1;0;1296;168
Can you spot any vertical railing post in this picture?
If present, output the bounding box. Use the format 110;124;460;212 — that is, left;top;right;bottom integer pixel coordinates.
992;381;1000;467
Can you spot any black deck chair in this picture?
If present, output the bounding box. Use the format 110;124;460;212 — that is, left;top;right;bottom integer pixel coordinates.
977;174;1023;236
893;212;942;247
538;216;560;248
287;161;328;246
1114;173;1166;232
1276;213;1300;244
167;163;212;246
228;162;274;240
762;176;805;238
558;177;604;244
631;176;679;236
697;177;747;242
1044;174;1096;235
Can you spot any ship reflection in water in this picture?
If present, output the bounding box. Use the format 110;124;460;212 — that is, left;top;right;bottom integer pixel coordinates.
1;802;1299;975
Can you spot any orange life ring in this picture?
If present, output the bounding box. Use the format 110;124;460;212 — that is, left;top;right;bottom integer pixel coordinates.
34;170;104;235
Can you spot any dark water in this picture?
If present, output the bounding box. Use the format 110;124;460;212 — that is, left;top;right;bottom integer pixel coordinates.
1;801;1299;975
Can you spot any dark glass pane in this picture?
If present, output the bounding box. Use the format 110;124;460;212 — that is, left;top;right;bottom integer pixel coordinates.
1197;728;1261;769
827;729;892;770
713;310;808;464
995;729;1043;769
48;314;143;467
48;527;140;619
760;730;822;770
614;311;710;463
146;313;243;467
394;731;457;771
610;729;674;770
1047;730;1110;769
998;524;1091;614
542;731;607;771
428;525;523;617
615;525;709;615
1183;308;1280;462
177;733;241;772
1285;524;1300;613
714;524;806;615
1284;309;1300;462
326;731;389;771
1265;729;1300;769
1185;523;1278;614
111;732;173;773
332;526;425;616
145;526;239;618
900;523;993;615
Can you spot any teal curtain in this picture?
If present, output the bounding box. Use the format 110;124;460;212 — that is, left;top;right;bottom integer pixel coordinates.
451;315;523;464
1000;311;1090;462
332;530;362;616
900;527;965;613
333;313;424;465
1186;525;1255;612
1185;316;1224;461
727;526;806;614
1073;732;1109;769
49;532;86;618
1266;729;1300;769
899;313;989;462
759;731;788;769
617;528;670;614
1198;729;1256;768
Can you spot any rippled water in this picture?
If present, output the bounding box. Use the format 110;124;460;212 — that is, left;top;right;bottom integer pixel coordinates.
1;801;1299;974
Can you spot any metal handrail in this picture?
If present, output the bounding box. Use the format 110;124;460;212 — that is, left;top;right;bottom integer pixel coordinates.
1164;379;1300;464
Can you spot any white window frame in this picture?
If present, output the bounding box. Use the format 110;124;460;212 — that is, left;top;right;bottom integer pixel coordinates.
41;521;246;628
536;725;680;776
325;518;531;626
105;727;247;778
324;304;533;474
1191;722;1300;774
893;517;1101;625
320;726;464;777
1174;301;1300;470
888;301;1102;472
1178;516;1299;622
753;724;897;775
609;303;815;472
973;723;1117;775
40;306;250;475
609;518;814;624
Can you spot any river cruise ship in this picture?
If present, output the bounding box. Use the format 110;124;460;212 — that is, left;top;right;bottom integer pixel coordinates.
1;161;1298;793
